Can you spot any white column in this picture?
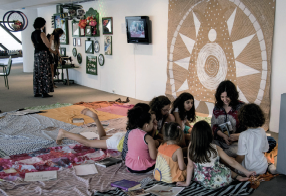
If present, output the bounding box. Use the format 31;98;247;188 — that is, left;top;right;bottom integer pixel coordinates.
21;9;38;72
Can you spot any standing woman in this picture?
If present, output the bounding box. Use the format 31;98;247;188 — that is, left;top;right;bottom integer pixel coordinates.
31;17;54;98
211;80;245;157
47;28;64;88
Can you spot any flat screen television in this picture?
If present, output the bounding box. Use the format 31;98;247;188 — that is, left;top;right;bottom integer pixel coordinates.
126;16;151;44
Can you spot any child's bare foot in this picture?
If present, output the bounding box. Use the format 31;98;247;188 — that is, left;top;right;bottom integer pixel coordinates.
236;175;249;181
81;108;98;119
56;129;65;145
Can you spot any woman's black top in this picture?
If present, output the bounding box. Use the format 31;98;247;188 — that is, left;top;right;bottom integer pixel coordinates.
31;30;49;54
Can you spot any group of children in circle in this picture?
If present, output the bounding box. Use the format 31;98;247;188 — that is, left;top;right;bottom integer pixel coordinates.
57;80;269;189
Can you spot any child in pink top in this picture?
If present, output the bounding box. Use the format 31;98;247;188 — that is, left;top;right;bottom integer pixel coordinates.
125;107;159;173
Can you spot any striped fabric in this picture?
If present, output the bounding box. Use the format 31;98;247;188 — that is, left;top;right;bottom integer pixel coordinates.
94;180;254;196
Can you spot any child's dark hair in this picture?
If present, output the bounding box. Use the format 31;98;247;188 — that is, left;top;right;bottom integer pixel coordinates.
149;96;171;120
171;92;196;122
189;121;217;163
126;103;151;130
52;28;64;49
215;80;239;108
162;122;183;145
238;103;265;128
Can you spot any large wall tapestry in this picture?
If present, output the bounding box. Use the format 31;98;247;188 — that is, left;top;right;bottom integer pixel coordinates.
165;0;275;130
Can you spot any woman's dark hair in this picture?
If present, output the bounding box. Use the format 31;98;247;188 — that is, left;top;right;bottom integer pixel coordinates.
33;17;46;29
189;121;217;163
171;92;196;122
162;122;183;145
52;28;64;49
149;96;171;120
126;103;151;130
215;80;239;108
238;103;265;128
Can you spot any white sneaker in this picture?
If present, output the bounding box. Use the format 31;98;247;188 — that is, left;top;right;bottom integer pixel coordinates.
268;163;277;174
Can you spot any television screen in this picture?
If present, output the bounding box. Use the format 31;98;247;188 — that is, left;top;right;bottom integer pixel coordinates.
129;21;145;38
126;16;151;44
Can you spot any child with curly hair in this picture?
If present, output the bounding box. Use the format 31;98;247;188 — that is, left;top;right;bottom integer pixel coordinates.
236;103;276;174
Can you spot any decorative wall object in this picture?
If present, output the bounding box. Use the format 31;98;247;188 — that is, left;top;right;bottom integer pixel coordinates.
72;48;77;57
102;17;113;34
98;54;104;66
94;40;100;53
77;38;81;46
73;38;76;46
54;14;69;45
78;7;100;37
86;56;97;75
104;35;112;55
165;0;276;130
85;38;94;54
60;47;66;56
72;21;81;37
77;53;82;64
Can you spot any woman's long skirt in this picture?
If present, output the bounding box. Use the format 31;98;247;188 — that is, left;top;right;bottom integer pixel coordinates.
33;51;54;95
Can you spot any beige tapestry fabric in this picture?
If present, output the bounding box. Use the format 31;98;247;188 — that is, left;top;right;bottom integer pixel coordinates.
165;0;275;130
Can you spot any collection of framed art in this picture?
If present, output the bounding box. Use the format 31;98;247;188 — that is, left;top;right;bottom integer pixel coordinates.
55;8;113;76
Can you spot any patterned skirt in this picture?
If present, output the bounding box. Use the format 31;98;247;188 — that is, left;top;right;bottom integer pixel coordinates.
33;51;54;95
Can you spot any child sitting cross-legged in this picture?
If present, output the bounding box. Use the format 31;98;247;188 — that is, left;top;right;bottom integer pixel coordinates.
153;122;187;183
236;103;277;175
177;121;255;189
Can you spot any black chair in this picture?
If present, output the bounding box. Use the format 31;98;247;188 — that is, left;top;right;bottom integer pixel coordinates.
0;56;12;89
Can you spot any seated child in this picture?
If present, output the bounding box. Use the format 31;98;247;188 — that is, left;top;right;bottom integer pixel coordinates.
154;122;186;183
236;103;277;174
125;107;159;173
177;121;255;189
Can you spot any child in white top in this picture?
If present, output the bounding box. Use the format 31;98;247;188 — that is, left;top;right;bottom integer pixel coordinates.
236;103;275;174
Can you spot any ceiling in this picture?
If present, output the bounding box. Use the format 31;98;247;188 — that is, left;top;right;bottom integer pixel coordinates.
0;0;95;10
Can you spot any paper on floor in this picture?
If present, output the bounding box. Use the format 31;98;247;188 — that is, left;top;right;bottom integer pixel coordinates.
74;164;98;176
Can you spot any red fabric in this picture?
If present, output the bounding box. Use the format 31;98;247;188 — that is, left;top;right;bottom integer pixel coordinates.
96;104;134;116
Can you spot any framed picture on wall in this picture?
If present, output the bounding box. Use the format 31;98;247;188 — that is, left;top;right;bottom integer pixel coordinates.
77;38;81;46
73;38;76;46
72;20;81;37
60;47;66;56
85;39;94;54
104;35;112;55
54;14;69;45
102;17;113;34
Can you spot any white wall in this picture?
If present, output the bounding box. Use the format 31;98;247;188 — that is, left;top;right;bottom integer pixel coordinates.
37;0;168;101
269;0;286;133
21;9;38;72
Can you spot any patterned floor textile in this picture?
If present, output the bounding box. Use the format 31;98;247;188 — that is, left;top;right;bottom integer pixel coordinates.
38;105;124;126
74;101;125;110
96;104;134;116
0;113;78;157
0;144;110;181
24;103;73;111
94;179;254;196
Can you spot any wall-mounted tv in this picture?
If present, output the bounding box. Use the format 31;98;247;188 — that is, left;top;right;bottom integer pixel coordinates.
126;16;151;44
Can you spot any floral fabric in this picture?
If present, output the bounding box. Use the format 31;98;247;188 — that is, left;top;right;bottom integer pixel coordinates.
33;51;54;95
193;145;232;189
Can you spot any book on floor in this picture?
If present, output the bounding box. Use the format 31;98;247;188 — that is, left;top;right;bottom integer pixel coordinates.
73;118;84;123
24;171;57;181
145;184;184;196
74;164;98;176
110;179;140;191
94;157;122;168
126;189;149;196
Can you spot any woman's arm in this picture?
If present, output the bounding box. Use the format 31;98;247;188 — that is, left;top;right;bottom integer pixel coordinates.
40;32;51;48
177;143;193;186
145;134;158;160
217;145;255;177
175;148;186;171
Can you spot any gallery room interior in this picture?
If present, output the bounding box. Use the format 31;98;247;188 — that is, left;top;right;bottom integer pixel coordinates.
0;0;285;195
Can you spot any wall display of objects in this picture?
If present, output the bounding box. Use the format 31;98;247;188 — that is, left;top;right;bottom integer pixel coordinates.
98;54;104;66
94;40;100;53
72;48;77;57
77;53;82;64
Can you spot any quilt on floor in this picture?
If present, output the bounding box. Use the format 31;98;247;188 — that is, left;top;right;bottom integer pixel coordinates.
0;113;78;157
95;104;134;116
94;179;254;196
39;105;124;126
